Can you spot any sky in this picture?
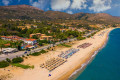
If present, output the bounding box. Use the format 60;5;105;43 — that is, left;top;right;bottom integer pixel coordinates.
0;0;120;16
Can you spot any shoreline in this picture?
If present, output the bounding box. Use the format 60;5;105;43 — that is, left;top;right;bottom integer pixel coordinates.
0;28;115;80
57;28;114;80
68;28;111;80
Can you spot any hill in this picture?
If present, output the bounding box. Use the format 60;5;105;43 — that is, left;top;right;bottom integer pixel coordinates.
0;5;120;24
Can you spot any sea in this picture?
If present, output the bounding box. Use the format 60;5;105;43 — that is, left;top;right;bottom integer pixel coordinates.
69;28;120;80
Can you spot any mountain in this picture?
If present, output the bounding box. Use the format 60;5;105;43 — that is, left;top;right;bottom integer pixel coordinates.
44;11;72;19
0;5;45;20
0;5;120;24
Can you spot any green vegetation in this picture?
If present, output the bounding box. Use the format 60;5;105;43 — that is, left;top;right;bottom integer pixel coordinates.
40;49;47;53
0;57;35;69
0;39;11;45
78;24;97;30
0;61;9;68
37;40;51;46
12;57;24;63
11;63;34;69
77;36;86;40
31;50;47;56
58;43;71;47
6;58;11;63
30;52;42;56
0;39;22;51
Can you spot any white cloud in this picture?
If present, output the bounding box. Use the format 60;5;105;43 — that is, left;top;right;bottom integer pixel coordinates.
29;0;33;4
31;0;45;9
71;0;87;9
89;0;112;12
2;0;11;6
67;10;73;14
51;0;71;11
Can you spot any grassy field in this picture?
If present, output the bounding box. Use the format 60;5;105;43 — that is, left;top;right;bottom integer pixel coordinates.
12;63;34;69
30;50;47;56
58;43;71;47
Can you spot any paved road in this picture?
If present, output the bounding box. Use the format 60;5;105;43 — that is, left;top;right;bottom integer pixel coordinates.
0;38;77;61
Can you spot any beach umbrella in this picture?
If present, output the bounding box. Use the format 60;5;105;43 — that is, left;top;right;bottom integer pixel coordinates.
48;74;51;77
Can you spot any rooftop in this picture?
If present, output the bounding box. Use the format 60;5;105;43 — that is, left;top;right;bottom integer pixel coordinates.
25;39;36;41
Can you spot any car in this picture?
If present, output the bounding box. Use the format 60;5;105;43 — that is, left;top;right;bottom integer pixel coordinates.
24;51;27;54
28;49;31;51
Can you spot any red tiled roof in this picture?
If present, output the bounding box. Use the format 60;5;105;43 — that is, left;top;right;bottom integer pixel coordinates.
4;43;10;46
25;45;32;48
1;36;6;37
25;39;36;41
1;36;24;41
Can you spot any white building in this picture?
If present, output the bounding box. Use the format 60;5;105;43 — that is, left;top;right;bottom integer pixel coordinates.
2;48;18;53
24;39;37;45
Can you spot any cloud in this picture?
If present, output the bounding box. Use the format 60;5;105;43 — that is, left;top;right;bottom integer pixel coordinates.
89;0;112;12
67;10;73;14
31;0;46;9
29;0;33;4
2;0;11;6
71;0;87;9
51;0;71;11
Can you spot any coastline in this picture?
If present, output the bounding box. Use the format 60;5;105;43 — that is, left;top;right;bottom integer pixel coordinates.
0;28;115;80
57;28;114;80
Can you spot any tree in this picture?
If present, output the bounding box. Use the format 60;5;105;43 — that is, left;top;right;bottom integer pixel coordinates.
12;57;23;63
18;45;22;51
38;42;43;46
6;58;11;63
0;61;9;68
32;35;38;39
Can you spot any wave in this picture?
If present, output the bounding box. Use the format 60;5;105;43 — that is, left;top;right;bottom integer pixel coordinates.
69;30;110;80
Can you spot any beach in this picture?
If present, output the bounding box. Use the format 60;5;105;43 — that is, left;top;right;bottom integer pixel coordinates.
73;28;120;80
0;28;114;80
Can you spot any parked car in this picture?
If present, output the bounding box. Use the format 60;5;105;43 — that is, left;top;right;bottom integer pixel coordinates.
24;51;27;54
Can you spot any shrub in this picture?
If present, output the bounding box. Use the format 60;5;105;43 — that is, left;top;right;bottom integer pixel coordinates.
30;50;46;56
38;42;43;46
22;55;25;57
6;58;11;63
0;61;9;68
27;54;29;56
40;50;47;53
77;36;85;40
61;44;71;47
12;57;24;63
58;44;71;47
30;52;41;56
12;63;33;69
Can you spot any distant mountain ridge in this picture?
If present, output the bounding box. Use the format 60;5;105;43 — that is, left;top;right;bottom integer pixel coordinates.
0;5;120;24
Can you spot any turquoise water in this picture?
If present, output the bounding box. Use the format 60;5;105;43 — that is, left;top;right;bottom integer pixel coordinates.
70;28;120;80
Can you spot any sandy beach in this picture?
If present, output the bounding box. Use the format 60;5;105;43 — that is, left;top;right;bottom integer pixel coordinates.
0;28;114;80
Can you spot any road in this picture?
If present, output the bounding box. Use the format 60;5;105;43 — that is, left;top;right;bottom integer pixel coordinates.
0;38;77;61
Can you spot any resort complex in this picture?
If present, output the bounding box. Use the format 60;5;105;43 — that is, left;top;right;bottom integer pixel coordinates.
0;2;120;80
